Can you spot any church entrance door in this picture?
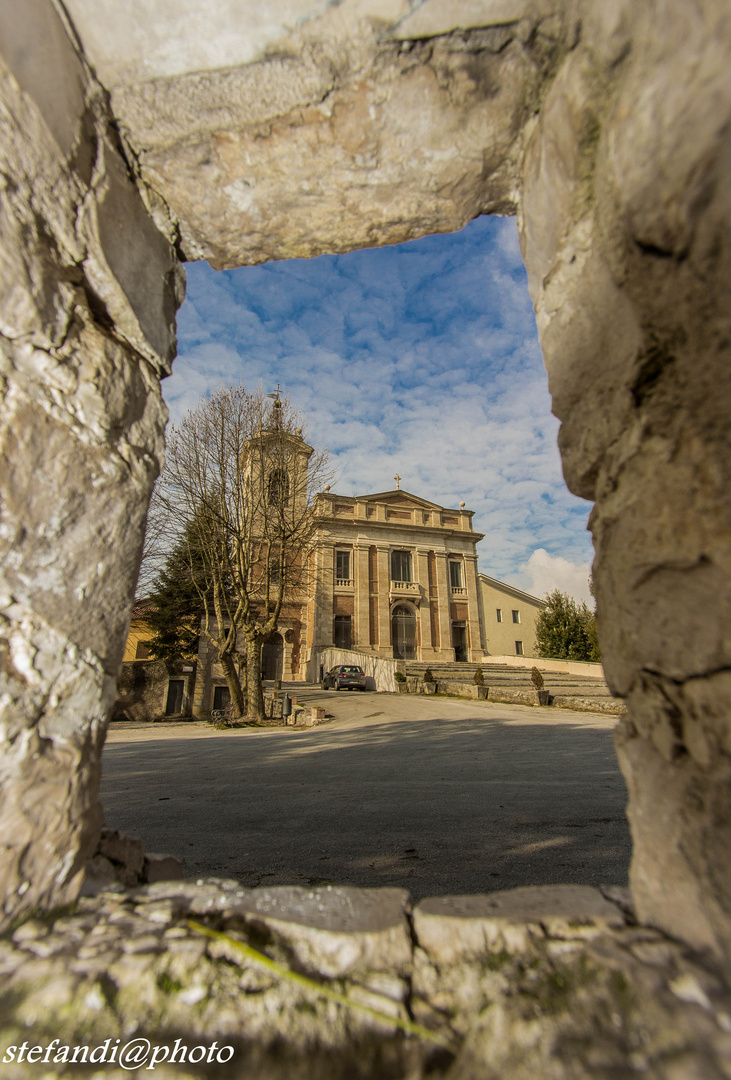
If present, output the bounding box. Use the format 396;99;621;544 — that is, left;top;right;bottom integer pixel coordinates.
392;605;417;660
261;633;284;680
452;621;468;662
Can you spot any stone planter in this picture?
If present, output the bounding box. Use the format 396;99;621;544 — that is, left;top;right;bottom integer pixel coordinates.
476;685;488;700
396;681;409;694
422;681;437;695
537;689;550;706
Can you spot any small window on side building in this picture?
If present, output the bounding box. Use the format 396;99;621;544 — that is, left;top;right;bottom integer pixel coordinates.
135;640;151;660
496;609;502;623
515;640;524;656
512;609;520;624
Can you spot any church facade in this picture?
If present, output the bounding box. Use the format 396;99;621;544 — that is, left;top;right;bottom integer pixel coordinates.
306;484;485;666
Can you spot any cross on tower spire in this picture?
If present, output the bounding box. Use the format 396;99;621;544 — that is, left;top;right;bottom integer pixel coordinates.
394;474;401;490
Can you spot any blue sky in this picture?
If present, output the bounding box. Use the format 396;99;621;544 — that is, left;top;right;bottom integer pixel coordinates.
164;216;594;602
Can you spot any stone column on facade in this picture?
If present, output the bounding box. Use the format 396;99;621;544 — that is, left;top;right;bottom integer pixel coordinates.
312;544;334;648
415;550;434;659
0;8;183;931
464;554;483;661
376;546;391;658
192;632;213;716
519;4;731;961
434;554;454;662
354;545;370;651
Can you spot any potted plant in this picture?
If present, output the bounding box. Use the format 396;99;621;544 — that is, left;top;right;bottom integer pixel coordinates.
531;666;550;706
473;666;488;700
395;671;409;694
422;668;437;695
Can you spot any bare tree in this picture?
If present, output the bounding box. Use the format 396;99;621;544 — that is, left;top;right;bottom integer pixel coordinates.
155;384;331;720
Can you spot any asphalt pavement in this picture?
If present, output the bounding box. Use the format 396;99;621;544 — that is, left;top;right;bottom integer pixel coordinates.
101;689;631;900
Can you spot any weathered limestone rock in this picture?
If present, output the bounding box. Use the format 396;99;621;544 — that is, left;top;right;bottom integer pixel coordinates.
0;0;183;929
2;881;731;1079
414;885;625;964
224;884;413;980
518;0;731;960
65;0;571;267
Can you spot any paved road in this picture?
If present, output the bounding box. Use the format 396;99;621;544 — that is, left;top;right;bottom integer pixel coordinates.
102;691;631;900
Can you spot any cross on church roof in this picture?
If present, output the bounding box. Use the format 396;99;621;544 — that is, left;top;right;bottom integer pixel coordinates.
394;474;401;490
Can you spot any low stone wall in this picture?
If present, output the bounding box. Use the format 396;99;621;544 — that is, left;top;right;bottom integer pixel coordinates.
485;655;606;679
2;878;729;1078
399;677;625;714
112;660;197;722
307;648;397;693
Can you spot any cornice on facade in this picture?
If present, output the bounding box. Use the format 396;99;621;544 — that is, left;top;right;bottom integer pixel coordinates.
313;488;485;544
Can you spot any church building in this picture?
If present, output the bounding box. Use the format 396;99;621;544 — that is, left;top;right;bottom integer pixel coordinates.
115;424;546;718
307;480;484;665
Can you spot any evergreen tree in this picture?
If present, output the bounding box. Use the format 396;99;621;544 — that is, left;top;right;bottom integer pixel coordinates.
145;528;206;665
535;589;600;662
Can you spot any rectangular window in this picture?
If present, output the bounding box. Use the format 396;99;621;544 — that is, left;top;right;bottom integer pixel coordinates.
449;561;462;588
515;640;524;656
391;550;412;582
496;609;502;623
336;550;351;581
512;609;521;624
135;640;151;659
333;615;352;649
165;679;185;715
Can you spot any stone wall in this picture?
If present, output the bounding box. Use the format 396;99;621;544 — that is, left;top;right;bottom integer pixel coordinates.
517;0;731;962
2;877;731;1078
0;0;730;998
0;0;183;928
112;660;195;722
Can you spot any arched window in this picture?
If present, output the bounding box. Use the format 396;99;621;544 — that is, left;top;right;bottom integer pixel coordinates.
268;469;289;507
392;604;417;660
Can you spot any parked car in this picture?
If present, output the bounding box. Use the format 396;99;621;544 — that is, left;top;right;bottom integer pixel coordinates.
322;665;367;691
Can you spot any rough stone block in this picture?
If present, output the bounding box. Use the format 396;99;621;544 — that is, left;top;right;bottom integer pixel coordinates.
98;828;145;875
143;853;184;884
227;885;413;979
414;885;626;964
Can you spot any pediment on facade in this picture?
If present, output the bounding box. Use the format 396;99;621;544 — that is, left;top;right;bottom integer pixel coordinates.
359;489;447;511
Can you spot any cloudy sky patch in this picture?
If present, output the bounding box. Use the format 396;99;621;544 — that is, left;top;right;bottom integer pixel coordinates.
165;216;594;601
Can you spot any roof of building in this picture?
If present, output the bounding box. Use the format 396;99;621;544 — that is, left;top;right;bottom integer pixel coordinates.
478;574;547;607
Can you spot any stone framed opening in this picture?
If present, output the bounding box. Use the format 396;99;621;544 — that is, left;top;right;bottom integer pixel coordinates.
0;0;729;982
392;603;418;660
261;633;284;681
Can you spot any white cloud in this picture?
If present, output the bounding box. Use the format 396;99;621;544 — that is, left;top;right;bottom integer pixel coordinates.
164;216;595;587
518;549;593;605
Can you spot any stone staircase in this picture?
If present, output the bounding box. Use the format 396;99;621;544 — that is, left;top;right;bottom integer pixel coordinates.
404;660;624;714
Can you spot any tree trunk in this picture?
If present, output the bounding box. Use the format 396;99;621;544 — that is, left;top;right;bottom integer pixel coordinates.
219;650;245;718
245;635;266;721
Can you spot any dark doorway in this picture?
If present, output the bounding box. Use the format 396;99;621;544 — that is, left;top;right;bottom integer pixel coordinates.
392;605;417;660
261;633;284;680
212;684;230;711
452;621;468;662
333;615;352;649
165;679;185;715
